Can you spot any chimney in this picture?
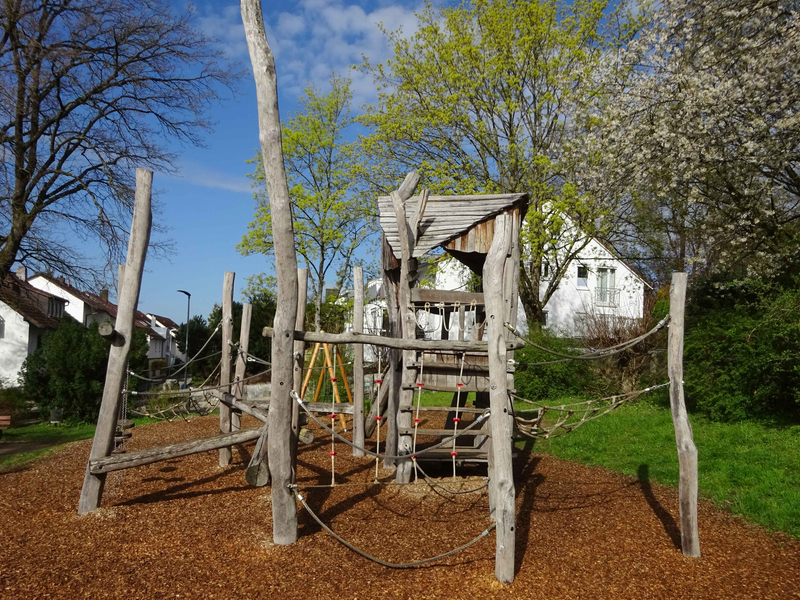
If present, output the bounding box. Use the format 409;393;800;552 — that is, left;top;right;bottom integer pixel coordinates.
151;315;157;328
99;289;109;303
15;265;27;281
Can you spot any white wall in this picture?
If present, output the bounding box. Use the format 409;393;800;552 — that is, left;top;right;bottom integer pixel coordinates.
0;301;31;385
27;276;87;324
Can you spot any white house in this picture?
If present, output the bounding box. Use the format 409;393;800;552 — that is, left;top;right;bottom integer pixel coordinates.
144;313;186;365
27;273;169;366
0;268;67;384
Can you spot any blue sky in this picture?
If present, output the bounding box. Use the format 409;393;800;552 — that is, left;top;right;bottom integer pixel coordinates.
134;0;423;323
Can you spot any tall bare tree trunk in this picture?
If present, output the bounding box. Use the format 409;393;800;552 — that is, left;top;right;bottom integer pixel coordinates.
240;0;299;545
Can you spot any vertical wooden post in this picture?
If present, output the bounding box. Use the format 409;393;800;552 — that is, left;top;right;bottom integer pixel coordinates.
668;272;700;557
353;265;365;456
232;302;252;432
484;212;516;583
219;271;235;466
382;239;400;468
291;268;308;479
79;168;152;514
241;0;299;545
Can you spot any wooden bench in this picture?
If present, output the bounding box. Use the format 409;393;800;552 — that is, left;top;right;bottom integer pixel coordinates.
0;415;11;436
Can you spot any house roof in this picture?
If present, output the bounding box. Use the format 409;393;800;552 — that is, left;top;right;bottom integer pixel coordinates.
148;313;180;330
378;193;529;259
0;276;66;329
30;273;163;338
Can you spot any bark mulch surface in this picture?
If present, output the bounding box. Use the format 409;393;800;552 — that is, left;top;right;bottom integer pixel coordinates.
1;414;798;599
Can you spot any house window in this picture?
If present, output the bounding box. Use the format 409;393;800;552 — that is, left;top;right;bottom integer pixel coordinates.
0;315;4;338
48;298;64;318
577;265;589;288
541;261;550;280
597;268;617;306
541;311;548;327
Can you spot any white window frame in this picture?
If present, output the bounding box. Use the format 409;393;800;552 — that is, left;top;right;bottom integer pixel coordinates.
576;265;589;288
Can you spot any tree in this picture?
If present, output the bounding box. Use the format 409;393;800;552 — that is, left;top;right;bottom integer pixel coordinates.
584;0;800;283
239;76;374;331
357;0;638;323
21;319;148;422
0;0;236;287
175;315;216;378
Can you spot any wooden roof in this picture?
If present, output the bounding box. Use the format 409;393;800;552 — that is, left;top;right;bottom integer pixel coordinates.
378;193;528;259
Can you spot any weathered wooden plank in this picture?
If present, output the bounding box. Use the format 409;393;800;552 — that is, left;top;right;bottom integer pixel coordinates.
484;211;516;583
232;302;253;433
668;272;701;558
261;326;524;352
411;289;485;305
79;168;152;515
398;428;490;436
352;265;365;457
399;405;486;414
219;271;235;466
246;433;270;487
241;0;299;546
89;426;265;474
291;267;308;482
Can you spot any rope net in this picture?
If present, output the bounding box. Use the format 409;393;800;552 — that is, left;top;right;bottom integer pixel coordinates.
512;382;670;440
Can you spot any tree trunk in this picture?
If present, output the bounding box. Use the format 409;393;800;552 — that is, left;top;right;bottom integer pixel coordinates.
240;0;299;546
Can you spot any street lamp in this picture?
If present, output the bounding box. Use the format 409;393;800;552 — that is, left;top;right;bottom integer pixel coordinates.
177;290;191;388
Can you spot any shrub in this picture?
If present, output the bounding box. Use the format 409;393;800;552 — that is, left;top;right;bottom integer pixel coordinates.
20;319;148;423
514;328;590;402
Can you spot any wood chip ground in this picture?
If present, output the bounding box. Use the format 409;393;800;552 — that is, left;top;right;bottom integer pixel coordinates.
1;414;798;599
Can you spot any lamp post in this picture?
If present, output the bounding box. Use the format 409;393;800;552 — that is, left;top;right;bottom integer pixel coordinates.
177;290;191;388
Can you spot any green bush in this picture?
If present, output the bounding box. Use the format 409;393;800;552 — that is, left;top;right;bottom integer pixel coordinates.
0;382;28;424
685;282;800;421
514;328;589;402
20;319;148;423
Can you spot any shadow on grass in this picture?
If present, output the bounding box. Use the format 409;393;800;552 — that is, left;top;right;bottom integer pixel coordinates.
638;464;681;549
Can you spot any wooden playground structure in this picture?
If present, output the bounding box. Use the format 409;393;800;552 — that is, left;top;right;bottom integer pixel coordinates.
77;2;700;583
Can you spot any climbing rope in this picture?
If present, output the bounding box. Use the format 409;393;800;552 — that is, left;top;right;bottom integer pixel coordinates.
129;368;271;397
505;316;670;362
293;488;496;568
413;461;491;496
128;322;222;383
292;390;490;461
450;352;468;479
411;353;425;482
512;382;670;439
374;351;383;481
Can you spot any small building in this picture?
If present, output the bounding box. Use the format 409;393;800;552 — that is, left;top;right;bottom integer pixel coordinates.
0;267;68;383
144;313;186;366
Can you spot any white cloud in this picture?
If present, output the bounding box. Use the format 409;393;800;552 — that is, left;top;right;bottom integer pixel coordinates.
169;160;252;194
196;0;422;107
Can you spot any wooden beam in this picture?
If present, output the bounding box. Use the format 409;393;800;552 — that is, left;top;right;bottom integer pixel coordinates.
90;426;265;474
219;271;235;466
352;265;365;457
668;272;701;557
232;302;253;432
291;267;308;482
241;0;299;546
79;168;152;515
261;327;523;352
410;289;485;305
411;189;429;237
484;212;516;583
212;391;268;422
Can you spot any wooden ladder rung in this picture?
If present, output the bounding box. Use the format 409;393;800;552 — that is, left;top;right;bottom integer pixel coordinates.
398;428;490;436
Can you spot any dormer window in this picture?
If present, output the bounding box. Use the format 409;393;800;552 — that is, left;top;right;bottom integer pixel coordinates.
48;297;64;318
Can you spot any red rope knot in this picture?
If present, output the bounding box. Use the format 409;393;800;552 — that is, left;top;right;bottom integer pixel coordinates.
374;416;382;421
416;383;424;387
450;451;458;456
329;451;337;456
375;379;383;384
411;455;417;460
330;377;338;382
453;417;461;423
413;418;421;423
456;383;464;387
329;414;337;419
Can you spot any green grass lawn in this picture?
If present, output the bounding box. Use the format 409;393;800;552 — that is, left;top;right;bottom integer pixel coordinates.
0;416;162;470
527;400;800;539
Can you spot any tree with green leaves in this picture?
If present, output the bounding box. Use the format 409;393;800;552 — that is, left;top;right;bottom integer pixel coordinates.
357;0;638;323
21;319;148;422
239;76;373;331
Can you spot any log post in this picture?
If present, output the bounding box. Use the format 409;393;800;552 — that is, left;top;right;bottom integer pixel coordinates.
352;265;365;456
668;272;700;557
483;212;516;583
232;302;252;432
291;267;308;480
382;241;400;468
79;168;152;514
219;271;235;466
241;0;299;545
